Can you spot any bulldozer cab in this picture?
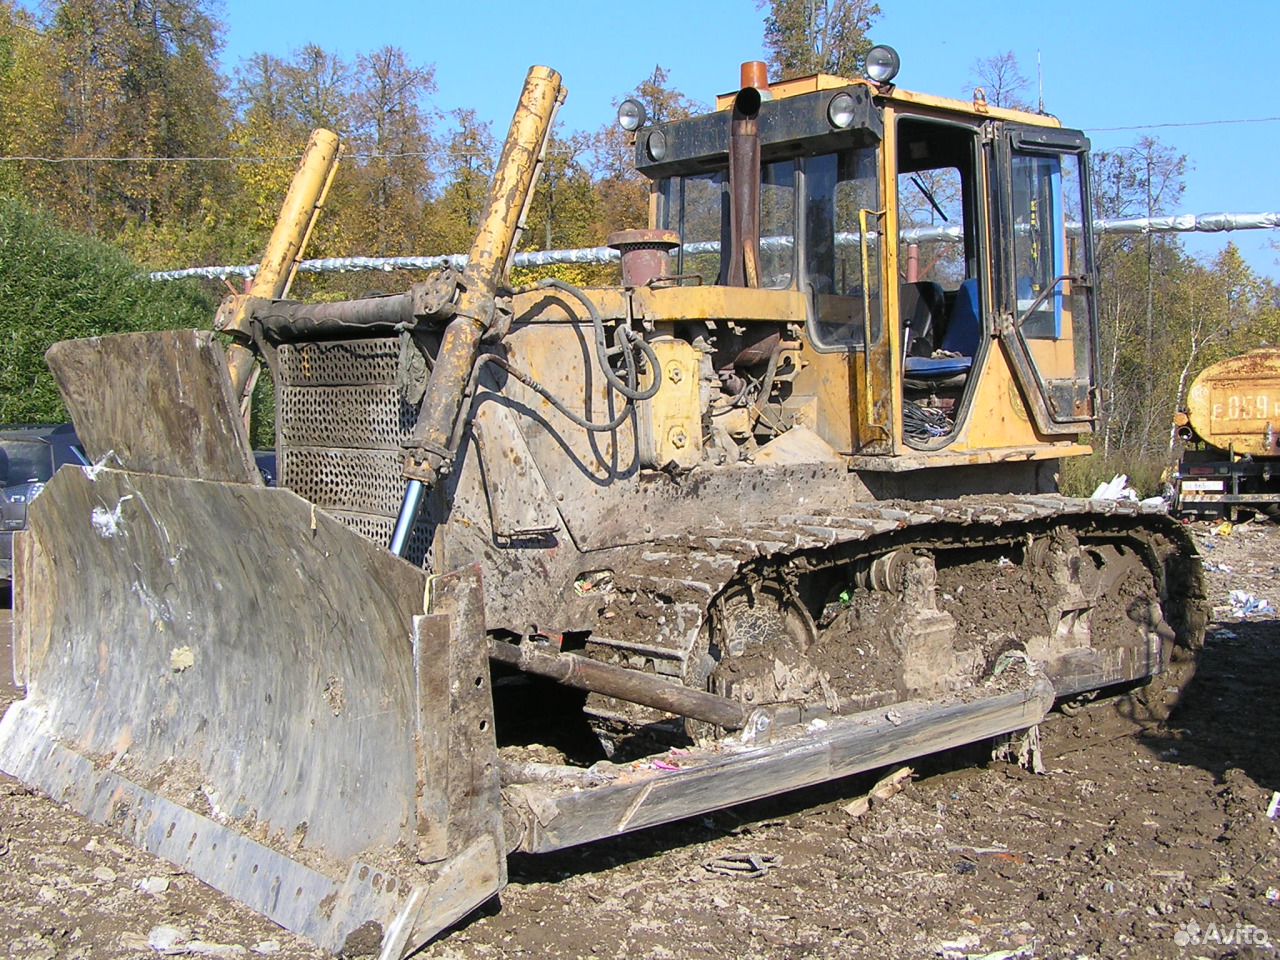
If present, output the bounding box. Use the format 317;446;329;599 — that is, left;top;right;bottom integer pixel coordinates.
636;55;1099;463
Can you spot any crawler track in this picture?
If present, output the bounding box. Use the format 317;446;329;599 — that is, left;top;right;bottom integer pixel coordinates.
580;495;1206;724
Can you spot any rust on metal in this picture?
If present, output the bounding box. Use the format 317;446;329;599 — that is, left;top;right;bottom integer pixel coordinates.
739;60;770;93
726;86;763;288
607;228;681;287
1185;348;1280;456
489;639;750;729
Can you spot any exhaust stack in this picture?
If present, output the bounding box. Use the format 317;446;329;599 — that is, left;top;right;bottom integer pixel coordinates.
726;61;768;287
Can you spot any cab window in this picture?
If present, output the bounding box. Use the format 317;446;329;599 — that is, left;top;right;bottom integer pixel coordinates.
804;146;881;349
659;171;725;284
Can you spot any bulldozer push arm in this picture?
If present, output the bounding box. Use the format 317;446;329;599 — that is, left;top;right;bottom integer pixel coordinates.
215;129;342;403
0;60;1206;958
0;66;563;957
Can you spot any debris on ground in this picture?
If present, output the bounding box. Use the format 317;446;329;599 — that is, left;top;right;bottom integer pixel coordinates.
1090;473;1138;501
1229;589;1276;617
702;852;781;878
843;766;914;818
0;517;1278;959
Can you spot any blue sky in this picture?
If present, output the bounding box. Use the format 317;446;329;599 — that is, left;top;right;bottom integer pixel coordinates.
89;1;1280;276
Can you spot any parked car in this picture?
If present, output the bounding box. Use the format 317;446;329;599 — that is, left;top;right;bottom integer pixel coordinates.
1;424;88;586
253;450;277;487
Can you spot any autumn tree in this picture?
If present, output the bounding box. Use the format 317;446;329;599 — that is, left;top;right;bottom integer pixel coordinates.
1090;137;1187;455
526;127;597;250
761;0;880;81
36;0;231;246
591;66;700;236
347;47;436;253
965;51;1032;110
425;108;496;256
0;3;62;202
229;45;366;270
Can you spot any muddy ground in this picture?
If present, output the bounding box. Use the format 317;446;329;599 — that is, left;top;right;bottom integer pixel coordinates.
0;519;1277;959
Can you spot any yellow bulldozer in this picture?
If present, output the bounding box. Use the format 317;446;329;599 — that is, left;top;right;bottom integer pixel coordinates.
2;53;1205;956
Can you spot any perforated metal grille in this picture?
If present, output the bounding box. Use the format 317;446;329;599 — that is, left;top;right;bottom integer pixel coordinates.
327;510;394;544
277;385;416;449
276;337;429;560
324;510;434;564
277;339;402;386
280;448;406;516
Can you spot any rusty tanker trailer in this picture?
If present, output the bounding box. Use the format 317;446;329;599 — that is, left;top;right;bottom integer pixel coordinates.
1174;349;1280;519
0;54;1205;957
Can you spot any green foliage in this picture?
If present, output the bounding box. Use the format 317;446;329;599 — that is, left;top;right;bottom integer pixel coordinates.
247;363;275;450
0;197;214;423
762;0;880;81
1058;451;1168;500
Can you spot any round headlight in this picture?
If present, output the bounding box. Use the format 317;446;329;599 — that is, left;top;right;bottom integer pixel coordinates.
827;91;857;129
645;129;667;162
865;45;901;84
617;98;647;132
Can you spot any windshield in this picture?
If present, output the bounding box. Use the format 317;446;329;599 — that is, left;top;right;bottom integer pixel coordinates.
660;172;725;284
0;441;54;487
660;161;798;290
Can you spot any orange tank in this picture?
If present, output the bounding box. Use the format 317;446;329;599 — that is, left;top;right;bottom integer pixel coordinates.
1185;348;1280;457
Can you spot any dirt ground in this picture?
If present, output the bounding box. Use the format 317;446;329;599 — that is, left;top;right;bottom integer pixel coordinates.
1;518;1278;960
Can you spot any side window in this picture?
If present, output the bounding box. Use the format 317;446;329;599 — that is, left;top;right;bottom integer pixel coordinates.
759;161;796;289
1006;145;1095;411
806;147;881;349
1010;152;1065;338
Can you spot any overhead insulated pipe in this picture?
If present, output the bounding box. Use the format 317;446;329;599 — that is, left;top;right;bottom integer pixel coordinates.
391;65;564;557
153;213;1280;282
725;61;768;288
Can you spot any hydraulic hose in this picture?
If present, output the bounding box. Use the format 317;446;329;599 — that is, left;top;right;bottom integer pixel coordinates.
536;279;662;402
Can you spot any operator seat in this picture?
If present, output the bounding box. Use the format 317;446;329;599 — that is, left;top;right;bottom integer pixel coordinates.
904;278;981;381
899;280;944;361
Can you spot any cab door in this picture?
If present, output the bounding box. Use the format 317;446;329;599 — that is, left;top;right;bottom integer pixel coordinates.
991;126;1098;433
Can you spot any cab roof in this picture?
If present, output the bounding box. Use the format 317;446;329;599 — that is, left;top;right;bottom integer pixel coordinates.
714;73;1062;129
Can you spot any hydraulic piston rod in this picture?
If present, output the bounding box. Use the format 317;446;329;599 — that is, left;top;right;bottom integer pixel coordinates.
390;65;564;555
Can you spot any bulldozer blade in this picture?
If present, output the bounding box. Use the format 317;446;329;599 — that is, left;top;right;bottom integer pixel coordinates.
0;466;505;957
46;329;261;484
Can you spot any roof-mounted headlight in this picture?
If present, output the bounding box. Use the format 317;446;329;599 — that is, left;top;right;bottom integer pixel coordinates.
864;45;901;85
645;129;668;162
827;91;857;129
617;98;647;132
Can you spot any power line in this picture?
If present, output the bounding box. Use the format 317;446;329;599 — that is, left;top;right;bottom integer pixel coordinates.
0;151;440;164
1090;115;1280;132
4;116;1280;164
